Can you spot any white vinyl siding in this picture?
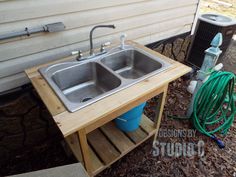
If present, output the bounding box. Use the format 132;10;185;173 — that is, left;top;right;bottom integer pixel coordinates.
0;0;200;92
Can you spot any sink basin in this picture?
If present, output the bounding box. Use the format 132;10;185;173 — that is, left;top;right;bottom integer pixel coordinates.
101;49;162;79
40;45;171;112
52;62;121;103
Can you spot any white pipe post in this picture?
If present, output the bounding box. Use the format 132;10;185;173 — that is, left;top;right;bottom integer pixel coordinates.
187;33;223;117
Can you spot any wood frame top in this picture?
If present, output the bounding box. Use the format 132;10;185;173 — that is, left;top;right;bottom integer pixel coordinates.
25;41;191;137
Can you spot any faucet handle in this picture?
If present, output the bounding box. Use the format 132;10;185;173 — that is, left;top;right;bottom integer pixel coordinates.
71;51;79;55
71;50;83;60
100;42;111;52
102;42;111;47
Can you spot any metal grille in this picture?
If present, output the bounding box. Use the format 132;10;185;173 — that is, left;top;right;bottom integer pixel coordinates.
187;14;236;68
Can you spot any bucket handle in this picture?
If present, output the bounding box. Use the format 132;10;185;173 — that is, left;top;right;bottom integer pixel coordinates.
116;117;127;122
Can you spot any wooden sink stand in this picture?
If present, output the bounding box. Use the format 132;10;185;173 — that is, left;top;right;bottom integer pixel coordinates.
25;41;191;176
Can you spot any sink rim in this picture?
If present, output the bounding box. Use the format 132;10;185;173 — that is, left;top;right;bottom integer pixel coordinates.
40;61;123;112
39;44;171;112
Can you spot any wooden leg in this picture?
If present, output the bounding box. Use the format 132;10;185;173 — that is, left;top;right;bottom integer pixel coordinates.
78;129;92;176
153;84;168;143
65;133;84;165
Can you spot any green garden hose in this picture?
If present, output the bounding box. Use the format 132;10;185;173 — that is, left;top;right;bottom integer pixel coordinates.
169;71;236;148
191;71;236;148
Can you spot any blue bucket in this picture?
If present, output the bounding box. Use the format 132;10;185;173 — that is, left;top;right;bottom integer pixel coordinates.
115;102;146;132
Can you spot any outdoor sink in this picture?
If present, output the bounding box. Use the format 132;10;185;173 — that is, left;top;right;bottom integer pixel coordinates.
40;45;171;112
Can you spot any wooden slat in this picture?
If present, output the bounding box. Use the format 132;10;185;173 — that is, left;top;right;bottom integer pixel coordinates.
30;75;66;116
126;128;148;144
100;122;134;153
87;129;120;165
139;115;155;135
87;115;156;175
89;146;103;173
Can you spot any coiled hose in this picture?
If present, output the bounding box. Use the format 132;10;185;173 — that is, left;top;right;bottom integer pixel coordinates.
192;71;236;148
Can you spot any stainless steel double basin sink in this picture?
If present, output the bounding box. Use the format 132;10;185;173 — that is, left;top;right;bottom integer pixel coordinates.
40;45;171;112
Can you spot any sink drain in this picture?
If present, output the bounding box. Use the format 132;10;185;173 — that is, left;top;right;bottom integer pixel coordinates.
81;97;93;103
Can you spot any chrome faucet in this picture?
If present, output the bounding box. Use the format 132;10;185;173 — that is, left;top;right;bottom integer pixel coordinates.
71;25;115;61
89;25;115;56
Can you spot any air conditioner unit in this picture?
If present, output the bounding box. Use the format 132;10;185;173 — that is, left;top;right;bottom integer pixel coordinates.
187;13;236;68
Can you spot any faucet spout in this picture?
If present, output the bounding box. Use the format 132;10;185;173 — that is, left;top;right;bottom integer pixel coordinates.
89;25;115;56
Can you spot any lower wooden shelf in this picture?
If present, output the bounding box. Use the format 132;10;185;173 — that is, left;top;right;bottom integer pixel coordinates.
86;114;156;176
